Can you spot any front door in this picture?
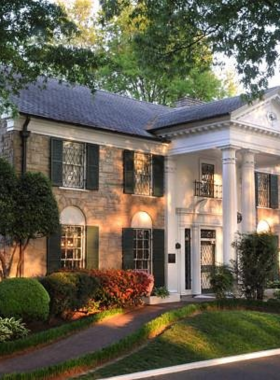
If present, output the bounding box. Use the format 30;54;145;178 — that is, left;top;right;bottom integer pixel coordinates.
201;229;216;293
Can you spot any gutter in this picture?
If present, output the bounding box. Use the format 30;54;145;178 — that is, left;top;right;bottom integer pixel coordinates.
20;117;31;174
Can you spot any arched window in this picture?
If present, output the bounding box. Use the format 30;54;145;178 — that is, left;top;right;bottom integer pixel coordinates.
131;212;153;273
60;206;86;269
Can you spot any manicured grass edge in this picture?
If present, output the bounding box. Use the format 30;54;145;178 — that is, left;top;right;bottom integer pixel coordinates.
4;299;280;380
0;308;123;357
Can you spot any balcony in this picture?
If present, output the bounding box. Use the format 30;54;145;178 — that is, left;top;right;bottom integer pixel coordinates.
194;181;222;199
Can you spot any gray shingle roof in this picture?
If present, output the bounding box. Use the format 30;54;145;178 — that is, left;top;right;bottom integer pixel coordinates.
149;95;245;131
150;87;280;131
11;78;171;139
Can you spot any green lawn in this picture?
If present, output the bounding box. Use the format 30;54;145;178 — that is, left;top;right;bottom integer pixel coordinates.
85;310;280;379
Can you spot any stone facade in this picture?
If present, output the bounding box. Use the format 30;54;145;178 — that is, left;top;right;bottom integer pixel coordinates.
5;130;165;276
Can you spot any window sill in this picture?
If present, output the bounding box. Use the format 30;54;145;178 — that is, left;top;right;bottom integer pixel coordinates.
257;206;279;210
58;187;90;192
131;193;162;199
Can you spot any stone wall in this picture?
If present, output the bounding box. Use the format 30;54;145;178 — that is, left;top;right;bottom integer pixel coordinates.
21;132;165;275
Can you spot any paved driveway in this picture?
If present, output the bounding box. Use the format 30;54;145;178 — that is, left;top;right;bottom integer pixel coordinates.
144;355;280;380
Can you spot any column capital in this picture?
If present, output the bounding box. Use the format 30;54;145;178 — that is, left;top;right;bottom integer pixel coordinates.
219;144;240;152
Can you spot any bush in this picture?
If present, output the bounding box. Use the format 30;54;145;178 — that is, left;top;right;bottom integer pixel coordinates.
0;317;29;342
90;269;154;308
232;232;278;300
0;278;50;321
40;271;100;318
209;265;234;299
152;286;170;298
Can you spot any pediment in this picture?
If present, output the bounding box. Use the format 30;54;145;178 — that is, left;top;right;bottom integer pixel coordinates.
233;92;280;132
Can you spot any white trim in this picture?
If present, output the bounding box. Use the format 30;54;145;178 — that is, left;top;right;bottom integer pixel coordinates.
98;349;280;380
13;116;168;156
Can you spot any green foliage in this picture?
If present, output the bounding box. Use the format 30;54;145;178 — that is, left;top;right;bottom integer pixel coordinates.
0;278;50;322
13;172;60;242
100;1;280;97
209;264;234;300
232;232;278;300
40;271;100;318
0;308;123;357
0;159;60;278
152;286;170;299
0;0;98;115
0;158;17;237
3;300;280;380
0;317;29;342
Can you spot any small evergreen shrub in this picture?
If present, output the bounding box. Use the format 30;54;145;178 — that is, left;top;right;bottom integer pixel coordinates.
90;269;154;308
209;265;234;299
40;271;100;318
0;317;29;342
0;278;50;321
152;286;170;298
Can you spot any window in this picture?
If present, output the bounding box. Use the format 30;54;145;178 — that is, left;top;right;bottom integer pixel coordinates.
255;172;279;209
61;225;85;269
194;162;222;198
63;141;85;189
134;153;152;196
123;150;164;197
47;206;99;273
133;229;152;272
50;138;99;190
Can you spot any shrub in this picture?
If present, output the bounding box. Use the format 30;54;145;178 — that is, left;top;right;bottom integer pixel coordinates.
152;286;170;298
209;265;234;299
90;269;154;308
40;271;100;318
232;232;278;300
0;278;50;321
0;317;29;342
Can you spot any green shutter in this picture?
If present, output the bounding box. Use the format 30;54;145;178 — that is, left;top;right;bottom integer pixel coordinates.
122;228;135;269
47;227;61;274
50;139;63;186
86;226;99;269
123;150;135;194
152;155;164;197
153;229;165;287
86;144;99;190
255;172;259;207
270;175;279;209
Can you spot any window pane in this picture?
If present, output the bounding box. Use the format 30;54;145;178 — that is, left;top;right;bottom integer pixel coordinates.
134;153;152;196
133;229;151;273
257;173;270;207
61;225;85;269
63;142;85;189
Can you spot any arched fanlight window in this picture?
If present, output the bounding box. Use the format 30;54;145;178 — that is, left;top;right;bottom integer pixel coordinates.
60;206;86;269
131;212;153;273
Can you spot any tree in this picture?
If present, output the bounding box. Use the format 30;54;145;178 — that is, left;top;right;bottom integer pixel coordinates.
0;159;60;278
232;232;278;300
100;0;280;98
0;0;99;115
61;0;235;105
0;159;17;278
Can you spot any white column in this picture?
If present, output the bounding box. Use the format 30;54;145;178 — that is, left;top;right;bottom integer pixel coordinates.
165;157;178;292
221;146;238;264
192;225;201;295
241;150;256;233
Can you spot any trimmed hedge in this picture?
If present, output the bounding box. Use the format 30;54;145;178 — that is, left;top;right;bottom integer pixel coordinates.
40;271;100;318
90;269;154;308
0;278;50;322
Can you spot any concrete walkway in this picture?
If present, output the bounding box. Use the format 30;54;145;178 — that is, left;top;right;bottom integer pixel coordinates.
0;298;207;376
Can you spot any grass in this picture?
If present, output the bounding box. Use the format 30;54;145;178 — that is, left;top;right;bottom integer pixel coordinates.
87;309;280;379
3;300;280;380
0;308;123;357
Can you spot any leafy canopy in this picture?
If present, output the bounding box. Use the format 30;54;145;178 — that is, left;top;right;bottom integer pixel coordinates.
101;0;280;98
0;0;99;115
60;0;235;105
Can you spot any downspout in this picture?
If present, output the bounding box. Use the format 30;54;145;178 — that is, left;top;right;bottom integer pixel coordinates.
18;116;31;277
20;116;31;174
